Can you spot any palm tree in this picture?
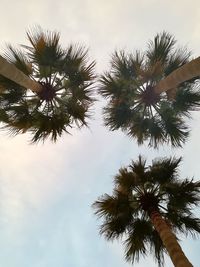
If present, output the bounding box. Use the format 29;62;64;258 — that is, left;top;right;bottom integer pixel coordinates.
0;26;95;142
99;32;200;147
93;156;200;267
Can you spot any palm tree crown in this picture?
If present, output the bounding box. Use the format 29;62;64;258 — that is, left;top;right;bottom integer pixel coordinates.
93;156;200;266
100;32;200;147
0;26;95;142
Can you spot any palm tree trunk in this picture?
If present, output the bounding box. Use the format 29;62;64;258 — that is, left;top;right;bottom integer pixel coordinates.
0;55;42;93
154;57;200;95
150;210;193;267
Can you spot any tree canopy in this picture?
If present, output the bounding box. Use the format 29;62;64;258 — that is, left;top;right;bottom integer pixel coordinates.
93;156;200;266
0;26;95;143
99;32;200;147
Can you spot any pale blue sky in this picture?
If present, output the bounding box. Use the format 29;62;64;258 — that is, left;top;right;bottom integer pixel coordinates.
0;1;200;266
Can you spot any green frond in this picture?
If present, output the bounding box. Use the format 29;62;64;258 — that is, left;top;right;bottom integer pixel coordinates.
93;194;120;218
146;31;176;65
103;101;132;130
129;156;147;183
164;47;190;76
3;45;33;76
99;74;134;99
176;216;200;238
99;220;125;240
173;86;200;116
127;116;150;145
124;219;152;263
67;100;87;125
26;26;64;68
111;51;132;79
149;230;166;267
166;212;200;238
146;117;165;147
0;79;25;105
128;116;166;148
111;50;146;81
129;50;144;72
60;44;96;87
93;193;132;219
4;103;33;135
166;179;200;211
160;105;189;147
99;210;132;241
149;157;181;184
62;44;88;72
114;168;137;191
30;111;70;143
93;193;133;240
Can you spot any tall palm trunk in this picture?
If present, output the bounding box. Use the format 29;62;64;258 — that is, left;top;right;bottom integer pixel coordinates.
154;57;200;95
150;210;193;267
0;55;42;93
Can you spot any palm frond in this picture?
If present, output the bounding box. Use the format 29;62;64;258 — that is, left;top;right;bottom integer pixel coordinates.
149;157;181;184
129;156;147;183
30;111;70;143
124;219;152;263
173;86;200;116
127;116;150;145
103;101;132;130
26;25;64;68
164;47;190;76
149;230;166;267
159;104;189;147
4;102;33;134
166;179;200;211
166;212;200;238
0;71;26;106
93;193;133;240
146;117;165;147
146;32;175;65
3;45;33;76
111;51;132;79
114;167;137;191
99;74;136;99
176;216;200;238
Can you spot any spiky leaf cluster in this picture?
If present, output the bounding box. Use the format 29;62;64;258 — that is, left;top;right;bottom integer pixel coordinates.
93;156;200;266
0;26;95;142
100;32;200;147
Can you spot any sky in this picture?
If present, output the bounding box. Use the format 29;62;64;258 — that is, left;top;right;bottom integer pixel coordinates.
0;0;200;266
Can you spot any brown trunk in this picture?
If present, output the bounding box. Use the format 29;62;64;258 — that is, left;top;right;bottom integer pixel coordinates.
150;210;193;267
154;57;200;95
0;55;42;93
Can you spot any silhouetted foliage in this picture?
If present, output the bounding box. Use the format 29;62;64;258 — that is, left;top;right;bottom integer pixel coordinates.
0;26;95;142
100;32;200;147
93;156;200;266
